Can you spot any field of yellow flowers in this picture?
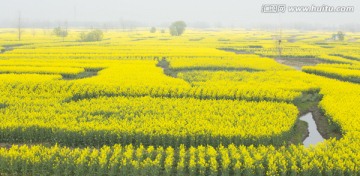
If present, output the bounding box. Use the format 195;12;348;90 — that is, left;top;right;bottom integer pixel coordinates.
0;29;359;175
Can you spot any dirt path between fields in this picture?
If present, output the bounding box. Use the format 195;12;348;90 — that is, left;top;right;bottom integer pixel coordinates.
274;57;329;71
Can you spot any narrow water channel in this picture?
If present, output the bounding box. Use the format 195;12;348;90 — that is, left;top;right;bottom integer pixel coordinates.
299;112;325;147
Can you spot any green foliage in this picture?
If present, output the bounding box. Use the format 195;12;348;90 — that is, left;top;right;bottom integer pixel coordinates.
332;31;345;41
53;27;68;39
79;30;104;42
150;27;156;33
337;31;345;41
169;21;186;36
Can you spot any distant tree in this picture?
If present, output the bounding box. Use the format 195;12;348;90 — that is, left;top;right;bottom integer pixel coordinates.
337;31;345;41
331;31;345;41
332;34;337;40
150;27;156;33
169;21;186;36
161;29;165;33
79;29;104;42
53;27;68;41
79;32;87;41
31;28;36;37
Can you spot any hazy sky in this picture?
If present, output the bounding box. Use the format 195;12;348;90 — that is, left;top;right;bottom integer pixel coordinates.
0;0;359;27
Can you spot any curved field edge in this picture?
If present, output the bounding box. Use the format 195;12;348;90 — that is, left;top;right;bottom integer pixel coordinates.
0;91;343;148
0;97;299;147
303;67;360;84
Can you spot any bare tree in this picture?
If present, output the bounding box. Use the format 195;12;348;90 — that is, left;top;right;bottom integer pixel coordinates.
32;28;36;37
18;12;23;41
103;23;108;32
65;21;68;42
120;18;126;32
65;20;68;33
53;26;68;42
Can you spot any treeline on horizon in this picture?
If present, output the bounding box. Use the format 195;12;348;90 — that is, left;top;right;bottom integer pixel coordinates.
0;20;360;31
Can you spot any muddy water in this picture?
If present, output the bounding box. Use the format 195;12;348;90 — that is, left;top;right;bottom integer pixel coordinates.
300;112;325;147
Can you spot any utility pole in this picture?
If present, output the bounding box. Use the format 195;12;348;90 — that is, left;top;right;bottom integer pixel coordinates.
276;12;283;58
18;12;22;41
120;18;125;32
277;30;282;58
